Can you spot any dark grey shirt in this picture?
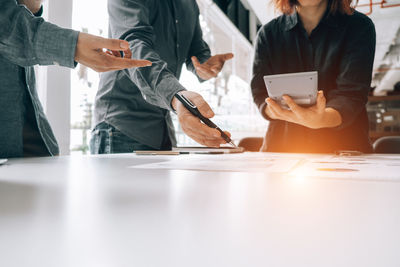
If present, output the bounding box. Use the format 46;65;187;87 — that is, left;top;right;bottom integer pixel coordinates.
251;10;376;153
94;0;211;149
0;0;79;158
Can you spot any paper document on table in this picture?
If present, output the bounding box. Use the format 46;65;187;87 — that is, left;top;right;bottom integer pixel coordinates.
291;156;400;181
135;147;245;155
131;154;301;173
172;146;245;154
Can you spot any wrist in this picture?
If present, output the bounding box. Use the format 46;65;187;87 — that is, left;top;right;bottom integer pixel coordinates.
320;108;342;128
171;90;187;112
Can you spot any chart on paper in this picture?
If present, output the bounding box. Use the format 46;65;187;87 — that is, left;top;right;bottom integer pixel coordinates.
290;155;400;181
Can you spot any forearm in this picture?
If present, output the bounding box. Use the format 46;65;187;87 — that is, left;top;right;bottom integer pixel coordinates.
265;94;342;129
109;0;181;109
297;107;342;129
18;0;42;14
126;39;186;111
266;106;342;128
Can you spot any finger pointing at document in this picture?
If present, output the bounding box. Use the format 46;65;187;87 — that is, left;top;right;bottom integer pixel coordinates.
191;53;234;80
74;33;152;73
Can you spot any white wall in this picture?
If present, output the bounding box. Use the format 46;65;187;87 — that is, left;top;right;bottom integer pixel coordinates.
242;0;276;24
37;0;73;155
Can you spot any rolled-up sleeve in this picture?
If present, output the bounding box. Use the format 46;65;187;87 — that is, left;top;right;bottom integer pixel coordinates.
326;17;376;129
0;0;79;68
108;0;187;111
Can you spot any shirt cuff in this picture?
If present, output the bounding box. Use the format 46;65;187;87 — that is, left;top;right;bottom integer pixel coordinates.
195;54;211;83
34;21;79;68
159;79;187;112
326;97;357;130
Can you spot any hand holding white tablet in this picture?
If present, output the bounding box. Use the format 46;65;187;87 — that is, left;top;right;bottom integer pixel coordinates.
265;91;342;129
263;71;318;109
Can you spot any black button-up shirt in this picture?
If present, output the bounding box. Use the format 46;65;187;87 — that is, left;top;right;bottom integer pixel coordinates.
251;10;376;153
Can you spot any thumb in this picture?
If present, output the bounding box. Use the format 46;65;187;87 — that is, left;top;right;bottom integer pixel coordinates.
97;36;130;51
191;56;201;68
317;90;326;111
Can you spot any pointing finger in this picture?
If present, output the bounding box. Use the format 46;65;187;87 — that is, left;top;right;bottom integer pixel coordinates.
105;55;152;69
184;115;220;138
123;59;152;68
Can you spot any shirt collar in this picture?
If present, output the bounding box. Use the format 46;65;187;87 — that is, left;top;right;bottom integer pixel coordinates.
322;12;340;28
283;7;340;32
283;11;299;31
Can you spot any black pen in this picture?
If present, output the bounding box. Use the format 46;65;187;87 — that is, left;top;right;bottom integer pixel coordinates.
175;92;236;147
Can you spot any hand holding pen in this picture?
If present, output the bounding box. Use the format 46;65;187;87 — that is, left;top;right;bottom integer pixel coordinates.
171;91;234;148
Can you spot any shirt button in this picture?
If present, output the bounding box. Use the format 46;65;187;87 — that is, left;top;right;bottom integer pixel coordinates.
176;20;179;24
177;44;180;48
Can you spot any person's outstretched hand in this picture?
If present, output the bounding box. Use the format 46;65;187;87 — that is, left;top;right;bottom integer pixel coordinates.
74;33;152;72
265;90;342;129
172;91;231;147
191;53;234;80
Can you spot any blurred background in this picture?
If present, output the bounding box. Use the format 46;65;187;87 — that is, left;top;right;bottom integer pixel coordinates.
36;0;400;154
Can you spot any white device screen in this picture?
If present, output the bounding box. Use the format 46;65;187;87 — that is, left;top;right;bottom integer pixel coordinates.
263;71;318;109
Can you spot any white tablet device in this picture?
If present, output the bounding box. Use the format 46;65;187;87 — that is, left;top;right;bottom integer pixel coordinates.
263;71;318;109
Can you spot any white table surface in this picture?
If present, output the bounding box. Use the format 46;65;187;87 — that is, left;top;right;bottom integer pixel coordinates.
0;153;399;267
